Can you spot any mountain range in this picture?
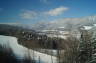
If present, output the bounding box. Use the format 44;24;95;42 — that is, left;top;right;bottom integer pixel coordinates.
31;15;96;31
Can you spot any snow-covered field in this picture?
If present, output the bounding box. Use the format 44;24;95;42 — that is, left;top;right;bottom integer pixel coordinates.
0;35;57;63
47;34;68;39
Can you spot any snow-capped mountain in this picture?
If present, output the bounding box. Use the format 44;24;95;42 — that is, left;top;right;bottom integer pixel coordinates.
1;15;96;39
32;15;96;39
2;15;96;32
32;15;96;31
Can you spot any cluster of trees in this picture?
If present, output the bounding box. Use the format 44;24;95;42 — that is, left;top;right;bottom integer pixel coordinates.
56;30;96;63
18;31;62;49
16;28;96;63
17;29;96;63
77;30;96;63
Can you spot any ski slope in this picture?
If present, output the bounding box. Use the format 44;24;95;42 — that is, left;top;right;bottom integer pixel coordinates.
0;35;57;63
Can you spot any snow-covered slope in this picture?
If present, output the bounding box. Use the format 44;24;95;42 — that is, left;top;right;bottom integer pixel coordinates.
0;35;57;63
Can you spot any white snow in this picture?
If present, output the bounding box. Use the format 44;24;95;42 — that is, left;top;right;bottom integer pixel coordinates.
93;24;96;26
42;30;57;32
0;35;57;63
83;26;92;30
59;31;69;35
58;27;65;29
47;34;67;39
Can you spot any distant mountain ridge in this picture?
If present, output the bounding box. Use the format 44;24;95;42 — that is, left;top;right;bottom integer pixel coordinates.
0;15;96;32
32;15;96;31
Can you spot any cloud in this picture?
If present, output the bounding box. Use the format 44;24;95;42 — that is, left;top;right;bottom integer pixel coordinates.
20;6;69;19
45;6;69;16
20;10;37;19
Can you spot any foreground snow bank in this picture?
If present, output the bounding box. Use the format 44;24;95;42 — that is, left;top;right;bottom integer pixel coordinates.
0;35;57;63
